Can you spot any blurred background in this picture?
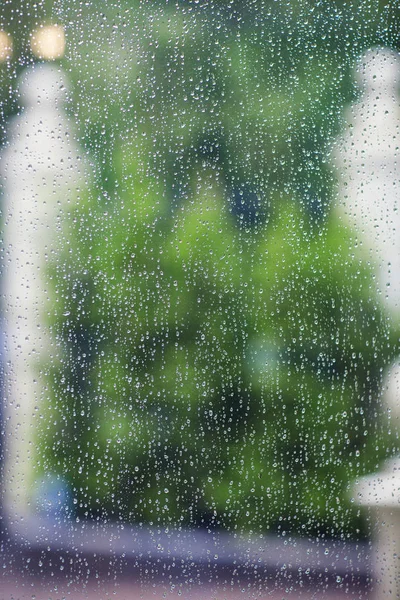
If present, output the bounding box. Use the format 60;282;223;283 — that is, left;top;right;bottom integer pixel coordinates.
1;0;400;552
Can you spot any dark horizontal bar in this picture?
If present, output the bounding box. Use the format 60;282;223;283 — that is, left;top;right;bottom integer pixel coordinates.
1;512;372;589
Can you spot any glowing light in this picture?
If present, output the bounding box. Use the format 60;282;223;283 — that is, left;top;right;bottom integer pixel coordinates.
0;31;13;62
30;25;65;60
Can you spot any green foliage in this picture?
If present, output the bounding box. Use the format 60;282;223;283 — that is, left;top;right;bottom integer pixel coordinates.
58;0;399;214
32;0;400;539
40;148;394;537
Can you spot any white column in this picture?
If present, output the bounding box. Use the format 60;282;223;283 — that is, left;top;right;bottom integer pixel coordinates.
334;47;400;314
1;63;83;522
354;368;400;600
333;46;400;600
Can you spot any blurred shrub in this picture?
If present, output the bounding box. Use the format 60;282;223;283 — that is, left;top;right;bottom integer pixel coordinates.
35;0;399;538
41;153;394;538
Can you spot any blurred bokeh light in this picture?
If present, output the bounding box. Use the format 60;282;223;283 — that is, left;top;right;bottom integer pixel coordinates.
0;31;13;62
30;24;65;60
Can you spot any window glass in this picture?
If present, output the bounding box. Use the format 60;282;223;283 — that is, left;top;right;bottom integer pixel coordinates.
1;1;399;597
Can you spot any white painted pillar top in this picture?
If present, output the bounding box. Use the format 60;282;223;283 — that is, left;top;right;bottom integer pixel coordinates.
3;63;82;185
334;47;400;313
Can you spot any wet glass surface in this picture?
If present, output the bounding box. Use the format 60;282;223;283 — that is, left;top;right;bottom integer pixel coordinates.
1;1;399;598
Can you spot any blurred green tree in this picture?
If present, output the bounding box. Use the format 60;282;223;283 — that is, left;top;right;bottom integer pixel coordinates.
2;0;396;537
44;152;394;537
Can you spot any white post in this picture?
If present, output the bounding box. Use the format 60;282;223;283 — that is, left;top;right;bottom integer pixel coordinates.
354;368;400;600
334;47;400;599
1;63;83;522
334;47;400;313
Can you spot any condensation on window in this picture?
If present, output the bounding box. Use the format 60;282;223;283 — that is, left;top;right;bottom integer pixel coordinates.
1;2;399;598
